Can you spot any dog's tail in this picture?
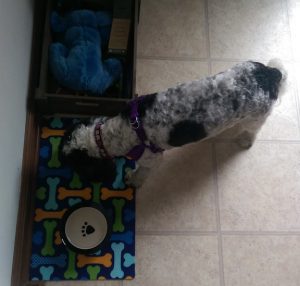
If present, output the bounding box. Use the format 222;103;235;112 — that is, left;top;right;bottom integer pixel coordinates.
267;58;287;100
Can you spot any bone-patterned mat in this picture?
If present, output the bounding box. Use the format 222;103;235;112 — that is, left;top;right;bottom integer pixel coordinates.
29;117;135;281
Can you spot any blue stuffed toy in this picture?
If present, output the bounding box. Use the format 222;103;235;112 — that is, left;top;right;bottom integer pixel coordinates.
49;10;122;95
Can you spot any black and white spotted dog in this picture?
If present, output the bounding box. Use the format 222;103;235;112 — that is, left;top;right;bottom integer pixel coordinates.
62;60;286;187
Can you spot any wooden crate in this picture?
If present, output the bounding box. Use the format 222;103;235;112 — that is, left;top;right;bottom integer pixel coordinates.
35;0;139;116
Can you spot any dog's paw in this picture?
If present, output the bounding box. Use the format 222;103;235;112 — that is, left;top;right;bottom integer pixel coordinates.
125;169;135;186
124;169;139;187
125;174;143;188
124;169;145;188
235;131;255;149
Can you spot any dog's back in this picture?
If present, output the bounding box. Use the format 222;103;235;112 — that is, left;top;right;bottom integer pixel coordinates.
138;61;285;148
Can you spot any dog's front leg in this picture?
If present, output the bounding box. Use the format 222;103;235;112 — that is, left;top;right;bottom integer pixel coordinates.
125;150;163;188
125;165;151;188
235;116;267;149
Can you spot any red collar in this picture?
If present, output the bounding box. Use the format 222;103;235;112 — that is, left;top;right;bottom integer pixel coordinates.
94;124;111;159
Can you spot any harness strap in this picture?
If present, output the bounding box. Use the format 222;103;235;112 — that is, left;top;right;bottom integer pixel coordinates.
126;96;164;160
94;96;164;161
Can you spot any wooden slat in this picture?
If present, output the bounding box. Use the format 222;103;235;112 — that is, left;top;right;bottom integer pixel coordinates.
11;111;40;286
11;1;44;285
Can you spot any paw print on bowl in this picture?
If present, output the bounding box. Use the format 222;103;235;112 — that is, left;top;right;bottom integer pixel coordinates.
81;222;95;237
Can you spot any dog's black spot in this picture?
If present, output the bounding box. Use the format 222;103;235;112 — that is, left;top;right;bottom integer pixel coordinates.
232;99;239;111
168;120;207;147
120;93;157;119
251;62;282;100
61;149;116;183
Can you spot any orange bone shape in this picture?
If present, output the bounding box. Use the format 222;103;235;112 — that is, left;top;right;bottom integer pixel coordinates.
58;187;92;200
34;208;67;222
54;231;62;245
77;253;112;268
101;187;134;200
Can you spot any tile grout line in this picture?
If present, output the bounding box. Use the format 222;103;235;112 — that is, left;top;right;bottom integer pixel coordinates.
222;231;300;236
137;55;295;64
283;0;296;62
210;58;293;63
212;142;225;286
204;0;225;283
291;65;300;140
137;55;210;62
212;138;300;144
136;230;217;236
282;0;300;139
135;230;300;236
204;0;212;73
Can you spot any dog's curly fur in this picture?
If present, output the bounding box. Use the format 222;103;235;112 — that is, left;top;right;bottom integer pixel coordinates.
62;60;286;187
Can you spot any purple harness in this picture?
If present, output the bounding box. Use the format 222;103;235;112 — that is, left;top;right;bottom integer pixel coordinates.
94;96;164;161
126;96;164;160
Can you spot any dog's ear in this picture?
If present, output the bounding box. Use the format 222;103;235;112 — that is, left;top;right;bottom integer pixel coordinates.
61;149;117;183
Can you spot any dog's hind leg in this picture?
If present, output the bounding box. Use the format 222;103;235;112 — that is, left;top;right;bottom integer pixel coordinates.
235;116;267;149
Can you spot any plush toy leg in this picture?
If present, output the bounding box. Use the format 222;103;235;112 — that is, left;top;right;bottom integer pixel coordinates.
103;59;123;80
49;43;70;86
89;59;122;94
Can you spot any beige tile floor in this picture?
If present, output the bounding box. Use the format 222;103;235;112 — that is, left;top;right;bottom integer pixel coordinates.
47;0;300;285
134;0;300;285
